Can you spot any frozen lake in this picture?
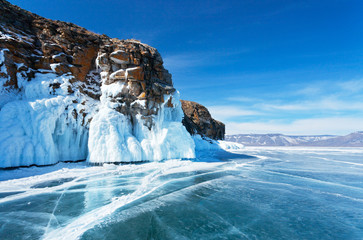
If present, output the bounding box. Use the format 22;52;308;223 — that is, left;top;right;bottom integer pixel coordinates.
0;147;363;239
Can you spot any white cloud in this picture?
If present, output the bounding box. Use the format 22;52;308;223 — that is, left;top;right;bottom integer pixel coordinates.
292;79;363;97
226;96;259;102
260;97;363;112
207;105;261;122
226;117;363;135
163;53;206;70
163;48;250;70
180;77;363;136
338;79;363;93
294;85;323;96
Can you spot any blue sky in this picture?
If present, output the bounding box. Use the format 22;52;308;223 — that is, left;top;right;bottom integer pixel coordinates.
10;0;363;135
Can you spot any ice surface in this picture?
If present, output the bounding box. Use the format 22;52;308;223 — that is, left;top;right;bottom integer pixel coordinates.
1;147;363;239
192;135;244;151
218;140;244;150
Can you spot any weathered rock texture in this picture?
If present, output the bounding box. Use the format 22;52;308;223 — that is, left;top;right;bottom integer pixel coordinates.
0;0;225;167
96;40;175;129
181;100;225;140
0;0;174;129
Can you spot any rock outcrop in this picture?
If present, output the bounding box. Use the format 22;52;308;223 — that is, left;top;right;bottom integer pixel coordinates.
0;0;195;167
181;100;225;140
0;0;174;128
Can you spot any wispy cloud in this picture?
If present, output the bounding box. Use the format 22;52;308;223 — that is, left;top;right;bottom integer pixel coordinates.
226;117;363;135
294;85;324;96
222;79;363;113
226;96;260;102
260;97;363;112
292;79;363;97
338;79;363;93
163;48;250;70
208;78;363;135
207;105;261;122
163;53;208;70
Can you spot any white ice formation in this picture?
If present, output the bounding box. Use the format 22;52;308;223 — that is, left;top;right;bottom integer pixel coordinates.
0;47;195;168
87;58;195;163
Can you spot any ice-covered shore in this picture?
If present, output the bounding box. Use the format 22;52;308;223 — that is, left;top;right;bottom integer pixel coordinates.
0;63;196;167
0;48;241;168
1;147;362;240
0;1;234;168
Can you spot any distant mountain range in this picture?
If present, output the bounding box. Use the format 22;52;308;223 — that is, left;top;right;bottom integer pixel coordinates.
225;132;363;147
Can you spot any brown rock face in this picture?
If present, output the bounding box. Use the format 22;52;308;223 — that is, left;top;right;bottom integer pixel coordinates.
0;0;102;84
181;100;225;140
96;39;175;128
0;0;174;129
0;0;225;153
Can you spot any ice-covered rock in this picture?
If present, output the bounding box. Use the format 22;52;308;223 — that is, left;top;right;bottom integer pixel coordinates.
88;92;195;163
0;69;95;167
0;0;196;167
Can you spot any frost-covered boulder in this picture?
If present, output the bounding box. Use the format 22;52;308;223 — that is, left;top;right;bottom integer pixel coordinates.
0;0;195;167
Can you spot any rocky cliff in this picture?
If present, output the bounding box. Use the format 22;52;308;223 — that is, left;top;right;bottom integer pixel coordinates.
0;0;198;167
181;100;225;140
0;0;174;126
